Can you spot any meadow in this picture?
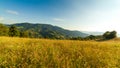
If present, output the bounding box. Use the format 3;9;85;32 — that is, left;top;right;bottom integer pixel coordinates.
0;37;120;68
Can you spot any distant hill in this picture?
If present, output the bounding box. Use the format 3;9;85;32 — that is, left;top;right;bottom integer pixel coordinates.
8;23;89;39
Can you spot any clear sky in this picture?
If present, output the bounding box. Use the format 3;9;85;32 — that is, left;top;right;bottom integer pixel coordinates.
0;0;120;33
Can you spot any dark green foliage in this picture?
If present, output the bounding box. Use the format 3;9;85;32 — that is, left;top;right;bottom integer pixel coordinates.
103;31;117;39
86;35;96;40
70;35;103;41
0;23;9;36
109;31;117;38
28;31;41;38
20;31;29;38
70;37;82;40
103;31;110;39
9;25;20;37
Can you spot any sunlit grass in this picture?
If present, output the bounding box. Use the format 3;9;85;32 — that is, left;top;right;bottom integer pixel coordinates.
0;37;120;68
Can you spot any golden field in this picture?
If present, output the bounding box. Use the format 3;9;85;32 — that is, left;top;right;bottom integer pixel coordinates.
0;37;120;68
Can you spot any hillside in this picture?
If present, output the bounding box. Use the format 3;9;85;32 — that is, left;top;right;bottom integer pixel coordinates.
8;23;89;38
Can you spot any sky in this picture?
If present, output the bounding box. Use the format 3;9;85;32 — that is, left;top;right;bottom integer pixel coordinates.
1;0;120;33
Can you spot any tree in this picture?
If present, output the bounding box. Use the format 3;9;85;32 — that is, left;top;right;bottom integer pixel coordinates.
0;23;9;36
9;25;20;37
103;31;117;39
109;31;117;39
103;31;110;39
87;35;96;40
20;31;29;38
70;37;82;40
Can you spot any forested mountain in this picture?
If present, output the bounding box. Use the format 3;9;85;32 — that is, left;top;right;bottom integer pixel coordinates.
8;23;89;39
0;23;117;40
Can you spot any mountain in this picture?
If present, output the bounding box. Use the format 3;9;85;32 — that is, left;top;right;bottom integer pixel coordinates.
9;23;89;39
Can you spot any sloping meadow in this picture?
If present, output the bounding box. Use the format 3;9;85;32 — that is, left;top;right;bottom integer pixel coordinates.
0;37;120;68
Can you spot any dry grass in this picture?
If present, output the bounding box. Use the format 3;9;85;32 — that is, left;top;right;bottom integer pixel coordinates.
0;37;120;68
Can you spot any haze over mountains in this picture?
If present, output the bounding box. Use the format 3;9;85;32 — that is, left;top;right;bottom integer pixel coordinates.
82;31;104;35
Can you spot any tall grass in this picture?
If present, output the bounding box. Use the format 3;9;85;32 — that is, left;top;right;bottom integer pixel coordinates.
0;37;120;68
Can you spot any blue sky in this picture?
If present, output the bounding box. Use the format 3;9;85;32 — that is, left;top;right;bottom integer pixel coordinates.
0;0;120;33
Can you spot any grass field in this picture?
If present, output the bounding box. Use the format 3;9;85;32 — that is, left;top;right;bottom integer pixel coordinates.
0;37;120;68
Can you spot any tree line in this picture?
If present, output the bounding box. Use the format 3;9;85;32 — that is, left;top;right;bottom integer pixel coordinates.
0;23;117;40
70;31;117;40
0;24;29;37
0;24;66;39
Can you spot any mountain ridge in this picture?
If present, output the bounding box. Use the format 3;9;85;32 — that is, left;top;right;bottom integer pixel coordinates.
8;23;89;39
